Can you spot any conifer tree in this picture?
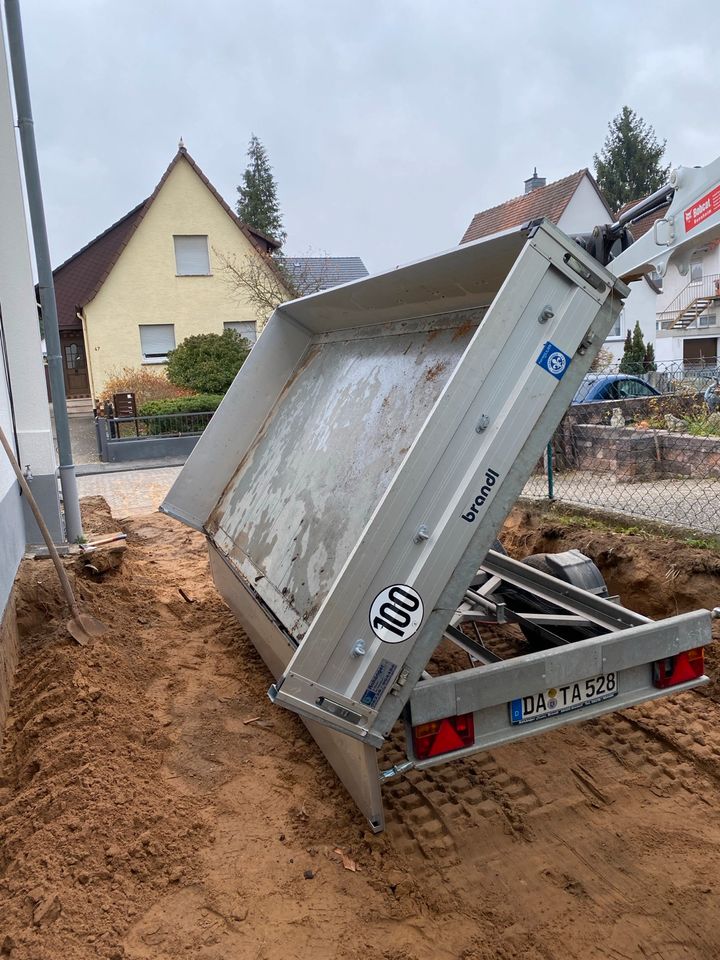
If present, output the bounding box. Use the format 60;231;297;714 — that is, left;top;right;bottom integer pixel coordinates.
619;321;654;375
594;106;670;213
236;135;286;248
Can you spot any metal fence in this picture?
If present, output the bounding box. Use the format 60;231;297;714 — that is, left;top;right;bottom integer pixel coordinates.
99;411;215;439
95;411;214;463
582;358;719;399
524;361;720;532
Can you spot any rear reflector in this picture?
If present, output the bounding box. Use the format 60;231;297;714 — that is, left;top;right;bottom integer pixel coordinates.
653;647;705;689
412;713;475;760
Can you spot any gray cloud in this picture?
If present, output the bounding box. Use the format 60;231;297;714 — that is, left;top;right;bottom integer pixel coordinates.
13;0;720;273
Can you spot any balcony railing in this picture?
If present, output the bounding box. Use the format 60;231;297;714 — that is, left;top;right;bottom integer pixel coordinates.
657;273;720;329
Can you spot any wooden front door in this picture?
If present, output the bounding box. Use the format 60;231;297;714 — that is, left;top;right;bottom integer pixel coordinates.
60;330;90;398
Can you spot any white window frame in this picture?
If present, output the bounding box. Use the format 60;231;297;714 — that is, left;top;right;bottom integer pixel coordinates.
606;307;624;340
139;323;175;364
223;320;257;344
173;235;211;276
690;256;703;283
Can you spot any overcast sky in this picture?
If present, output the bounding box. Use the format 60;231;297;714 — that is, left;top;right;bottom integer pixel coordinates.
10;0;720;274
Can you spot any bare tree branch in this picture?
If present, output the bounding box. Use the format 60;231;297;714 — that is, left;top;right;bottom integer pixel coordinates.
213;248;335;329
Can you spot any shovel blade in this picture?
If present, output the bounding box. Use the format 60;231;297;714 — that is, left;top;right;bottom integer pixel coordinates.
67;613;108;646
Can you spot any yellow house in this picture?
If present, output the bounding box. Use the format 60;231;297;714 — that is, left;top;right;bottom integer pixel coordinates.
52;144;289;406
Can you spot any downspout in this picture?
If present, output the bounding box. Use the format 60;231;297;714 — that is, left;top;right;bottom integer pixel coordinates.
4;0;83;541
78;308;97;406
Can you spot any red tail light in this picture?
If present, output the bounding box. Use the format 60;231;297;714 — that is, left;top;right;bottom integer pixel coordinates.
653;647;705;689
412;713;475;760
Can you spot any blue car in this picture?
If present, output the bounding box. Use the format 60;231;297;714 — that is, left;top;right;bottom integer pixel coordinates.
572;374;661;404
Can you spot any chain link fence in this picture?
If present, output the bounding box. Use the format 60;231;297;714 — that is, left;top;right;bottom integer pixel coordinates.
523;359;720;532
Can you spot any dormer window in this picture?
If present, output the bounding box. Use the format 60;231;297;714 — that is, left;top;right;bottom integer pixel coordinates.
174;235;210;276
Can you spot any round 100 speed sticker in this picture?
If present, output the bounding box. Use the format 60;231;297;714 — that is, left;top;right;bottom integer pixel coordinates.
369;584;424;644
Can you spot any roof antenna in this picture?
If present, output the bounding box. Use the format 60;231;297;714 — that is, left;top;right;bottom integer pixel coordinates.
178;136;185;151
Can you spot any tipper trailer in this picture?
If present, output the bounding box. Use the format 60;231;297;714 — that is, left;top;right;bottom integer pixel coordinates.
162;157;720;831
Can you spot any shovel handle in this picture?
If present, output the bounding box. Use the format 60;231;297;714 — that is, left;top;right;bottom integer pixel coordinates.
0;424;81;618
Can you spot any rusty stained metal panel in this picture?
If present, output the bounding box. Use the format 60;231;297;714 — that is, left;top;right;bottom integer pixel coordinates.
209;308;487;639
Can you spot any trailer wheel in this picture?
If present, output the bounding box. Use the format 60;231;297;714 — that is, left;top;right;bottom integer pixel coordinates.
499;550;608;649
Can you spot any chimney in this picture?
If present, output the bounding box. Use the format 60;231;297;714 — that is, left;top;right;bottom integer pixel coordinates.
524;167;546;194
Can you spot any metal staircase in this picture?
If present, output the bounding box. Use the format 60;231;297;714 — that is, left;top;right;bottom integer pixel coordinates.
658;273;720;329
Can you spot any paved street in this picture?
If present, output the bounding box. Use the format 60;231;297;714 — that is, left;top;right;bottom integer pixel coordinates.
77;466;182;518
50;408;101;464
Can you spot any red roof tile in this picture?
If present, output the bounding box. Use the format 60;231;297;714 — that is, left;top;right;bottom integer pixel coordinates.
615;197;667;241
53;201;149;330
52;147;283;330
461;169;610;244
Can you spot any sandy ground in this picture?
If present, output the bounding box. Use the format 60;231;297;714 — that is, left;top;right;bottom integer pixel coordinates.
2;500;720;959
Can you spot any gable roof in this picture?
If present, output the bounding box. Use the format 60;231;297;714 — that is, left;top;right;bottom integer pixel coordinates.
461;169;611;244
52;200;149;330
52;146;283;329
279;256;369;294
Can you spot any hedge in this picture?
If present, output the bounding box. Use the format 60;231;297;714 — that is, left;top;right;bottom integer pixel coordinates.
138;394;224;417
137;394;224;436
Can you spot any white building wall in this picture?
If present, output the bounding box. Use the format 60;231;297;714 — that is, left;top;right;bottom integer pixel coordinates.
0;14;62;615
558;176;610;237
654;244;720;365
604;278;658;364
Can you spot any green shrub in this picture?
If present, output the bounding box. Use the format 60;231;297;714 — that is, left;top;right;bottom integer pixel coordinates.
166;330;250;394
138;394;224;417
138;394;223;436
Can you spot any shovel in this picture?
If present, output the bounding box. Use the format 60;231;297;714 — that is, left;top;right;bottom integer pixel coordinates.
0;424;107;645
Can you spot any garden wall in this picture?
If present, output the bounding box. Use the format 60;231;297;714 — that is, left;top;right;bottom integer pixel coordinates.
570;424;720;481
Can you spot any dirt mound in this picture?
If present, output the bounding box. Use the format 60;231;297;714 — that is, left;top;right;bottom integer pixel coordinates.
2;500;720;958
80;497;121;538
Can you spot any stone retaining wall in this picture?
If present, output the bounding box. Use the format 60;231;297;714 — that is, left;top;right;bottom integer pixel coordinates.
569;424;720;481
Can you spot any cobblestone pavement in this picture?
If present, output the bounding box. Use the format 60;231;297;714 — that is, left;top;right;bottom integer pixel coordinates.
524;471;720;533
77;466;182;518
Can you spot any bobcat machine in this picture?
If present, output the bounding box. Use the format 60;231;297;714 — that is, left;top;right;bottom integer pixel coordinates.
161;157;720;831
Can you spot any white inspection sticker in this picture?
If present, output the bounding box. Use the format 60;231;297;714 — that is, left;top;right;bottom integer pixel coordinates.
369;584;424;644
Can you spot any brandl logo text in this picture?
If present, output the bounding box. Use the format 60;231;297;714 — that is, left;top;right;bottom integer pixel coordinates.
461;468;500;522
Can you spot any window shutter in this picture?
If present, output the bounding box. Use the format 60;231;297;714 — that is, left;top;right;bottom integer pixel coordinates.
140;324;175;359
174;236;210;275
223;321;257;343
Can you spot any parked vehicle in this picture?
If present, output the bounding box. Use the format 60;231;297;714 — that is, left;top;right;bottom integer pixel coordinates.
573;374;661;404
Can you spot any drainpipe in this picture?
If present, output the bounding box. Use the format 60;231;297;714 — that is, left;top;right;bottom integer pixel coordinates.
4;0;83;542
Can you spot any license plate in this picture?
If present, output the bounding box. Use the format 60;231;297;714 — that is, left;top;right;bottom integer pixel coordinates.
509;672;618;725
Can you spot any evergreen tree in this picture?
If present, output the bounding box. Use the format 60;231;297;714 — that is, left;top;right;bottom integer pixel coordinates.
643;341;657;373
618;331;633;373
619;321;654;375
594;106;670;213
236;134;287;248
